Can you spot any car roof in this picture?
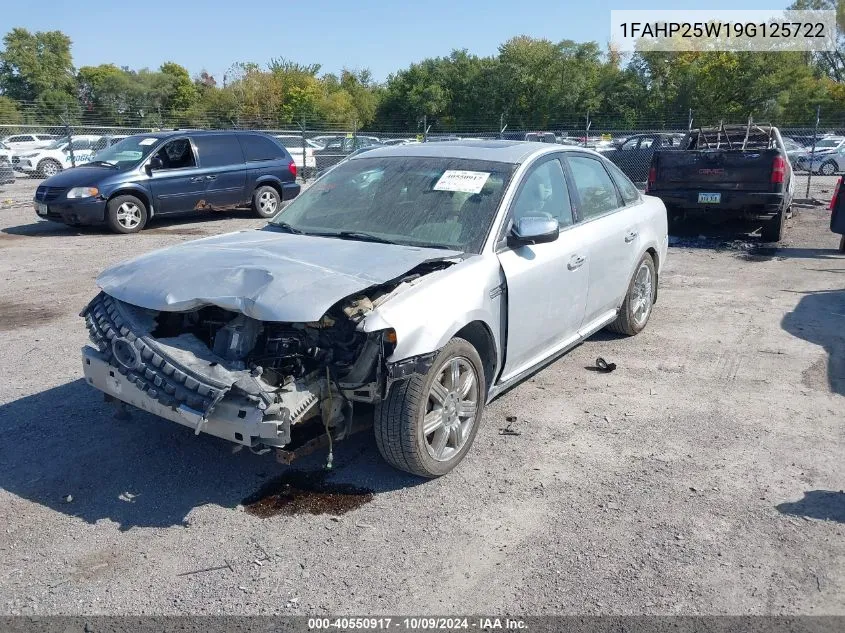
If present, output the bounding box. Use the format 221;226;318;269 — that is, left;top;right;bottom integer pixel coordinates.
126;129;276;141
349;139;590;164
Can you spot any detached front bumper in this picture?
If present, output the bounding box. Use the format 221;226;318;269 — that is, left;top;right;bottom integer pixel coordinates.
82;346;284;447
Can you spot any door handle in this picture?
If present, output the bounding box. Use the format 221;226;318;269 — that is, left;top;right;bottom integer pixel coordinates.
568;255;586;270
189;176;205;183
625;231;638;243
205;175;217;181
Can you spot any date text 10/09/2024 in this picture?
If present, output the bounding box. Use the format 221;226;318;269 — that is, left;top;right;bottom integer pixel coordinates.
307;617;528;630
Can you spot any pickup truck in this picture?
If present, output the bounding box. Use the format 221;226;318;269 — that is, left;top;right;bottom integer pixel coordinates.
646;124;794;242
828;177;845;252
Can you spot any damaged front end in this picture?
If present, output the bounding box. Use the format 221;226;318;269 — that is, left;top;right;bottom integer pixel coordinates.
80;290;395;460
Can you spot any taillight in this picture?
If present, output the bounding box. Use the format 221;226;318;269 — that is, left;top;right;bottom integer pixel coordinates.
288;161;297;178
771;155;786;184
646;166;656;192
830;176;842;211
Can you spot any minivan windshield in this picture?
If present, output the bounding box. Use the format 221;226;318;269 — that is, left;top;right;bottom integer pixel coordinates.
88;135;160;169
270;156;515;253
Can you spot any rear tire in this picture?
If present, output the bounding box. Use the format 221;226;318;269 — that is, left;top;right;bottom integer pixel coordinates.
607;253;656;336
761;206;785;243
252;185;281;218
374;337;486;478
839;235;845;253
106;195;147;234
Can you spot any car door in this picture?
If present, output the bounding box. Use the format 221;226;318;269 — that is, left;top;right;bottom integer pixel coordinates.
190;133;247;209
563;153;643;330
147;137;207;215
496;156;590;380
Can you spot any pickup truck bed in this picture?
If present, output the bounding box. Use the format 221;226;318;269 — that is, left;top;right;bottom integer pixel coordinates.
646;125;793;242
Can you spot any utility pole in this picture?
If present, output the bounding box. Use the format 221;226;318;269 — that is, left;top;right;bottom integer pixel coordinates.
423;114;428;142
688;108;693;132
499;113;507;139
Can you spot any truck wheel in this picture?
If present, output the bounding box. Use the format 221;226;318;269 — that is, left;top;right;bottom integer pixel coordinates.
106;195;148;234
820;161;837;176
607;253;656;337
374;337;486;478
839;235;845;253
761;207;785;243
252;185;281;218
38;159;62;178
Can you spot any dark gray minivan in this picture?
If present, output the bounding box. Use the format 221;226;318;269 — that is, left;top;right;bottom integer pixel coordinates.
33;130;301;234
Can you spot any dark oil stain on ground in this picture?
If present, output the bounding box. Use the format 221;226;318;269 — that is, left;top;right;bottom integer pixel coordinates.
241;470;374;518
0;299;62;331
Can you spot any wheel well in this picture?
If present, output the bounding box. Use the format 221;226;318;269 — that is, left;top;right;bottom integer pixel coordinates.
454;321;497;389
646;247;659;304
107;190;150;218
255;179;283;200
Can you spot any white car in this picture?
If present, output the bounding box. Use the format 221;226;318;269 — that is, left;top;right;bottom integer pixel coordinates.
14;135;102;177
1;133;58;152
274;135;320;173
0;142;14;184
80;140;668;477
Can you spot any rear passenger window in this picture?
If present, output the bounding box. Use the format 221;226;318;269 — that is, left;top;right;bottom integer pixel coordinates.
605;161;641;205
566;155;621;219
192;134;243;168
239;134;285;162
510;159;573;228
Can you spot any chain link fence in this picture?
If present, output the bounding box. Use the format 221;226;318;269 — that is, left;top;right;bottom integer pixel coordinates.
1;116;842;209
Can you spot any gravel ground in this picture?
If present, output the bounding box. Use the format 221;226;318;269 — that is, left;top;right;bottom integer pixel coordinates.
0;200;842;616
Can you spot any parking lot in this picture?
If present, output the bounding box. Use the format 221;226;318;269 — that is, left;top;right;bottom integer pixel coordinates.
0;178;843;615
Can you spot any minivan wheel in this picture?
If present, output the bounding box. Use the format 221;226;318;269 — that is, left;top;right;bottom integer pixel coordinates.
821;160;837;176
38;159;62;178
106;195;148;234
375;337;486;478
607;253;656;336
252;185;281;218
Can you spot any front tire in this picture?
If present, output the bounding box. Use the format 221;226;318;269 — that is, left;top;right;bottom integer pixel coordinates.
38;159;62;178
106;195;148;234
820;160;837;176
375;337;486;478
607;253;656;336
252;185;281;218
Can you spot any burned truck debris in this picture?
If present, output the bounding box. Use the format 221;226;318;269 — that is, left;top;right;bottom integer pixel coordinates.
81;257;456;458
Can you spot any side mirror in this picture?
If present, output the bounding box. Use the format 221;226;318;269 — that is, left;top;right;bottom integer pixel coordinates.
147;155;163;172
508;216;559;247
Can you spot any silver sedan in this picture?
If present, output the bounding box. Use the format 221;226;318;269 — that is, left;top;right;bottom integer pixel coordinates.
81;141;668;477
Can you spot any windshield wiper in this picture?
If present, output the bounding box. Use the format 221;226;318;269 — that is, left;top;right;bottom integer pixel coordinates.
83;160;118;168
266;221;303;234
316;231;398;244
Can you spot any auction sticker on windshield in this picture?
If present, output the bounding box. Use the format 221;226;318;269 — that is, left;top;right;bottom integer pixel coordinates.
139;138;158;146
434;170;491;194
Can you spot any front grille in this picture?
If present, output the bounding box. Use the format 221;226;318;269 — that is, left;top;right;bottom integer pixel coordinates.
34;186;66;202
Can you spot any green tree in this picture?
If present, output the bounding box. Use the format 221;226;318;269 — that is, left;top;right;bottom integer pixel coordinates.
0;28;75;102
0;95;22;123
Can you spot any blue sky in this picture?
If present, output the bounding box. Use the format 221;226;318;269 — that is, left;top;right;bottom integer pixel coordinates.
2;0;791;82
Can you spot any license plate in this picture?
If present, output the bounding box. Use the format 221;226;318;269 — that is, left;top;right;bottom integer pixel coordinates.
698;193;721;204
36;202;48;216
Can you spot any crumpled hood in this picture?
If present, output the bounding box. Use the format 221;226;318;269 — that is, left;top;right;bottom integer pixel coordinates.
97;228;462;322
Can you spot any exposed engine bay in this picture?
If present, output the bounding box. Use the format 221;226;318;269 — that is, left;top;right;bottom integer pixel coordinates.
80;259;453;460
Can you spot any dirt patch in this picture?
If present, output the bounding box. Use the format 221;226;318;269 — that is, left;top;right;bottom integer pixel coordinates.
242;470;374;518
0;299;62;331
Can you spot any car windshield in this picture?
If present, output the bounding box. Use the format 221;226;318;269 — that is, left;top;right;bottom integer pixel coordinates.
270;156;515;253
45;138;69;149
88;135;159;168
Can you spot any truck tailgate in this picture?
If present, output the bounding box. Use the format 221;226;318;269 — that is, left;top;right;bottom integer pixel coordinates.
653;149;778;191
